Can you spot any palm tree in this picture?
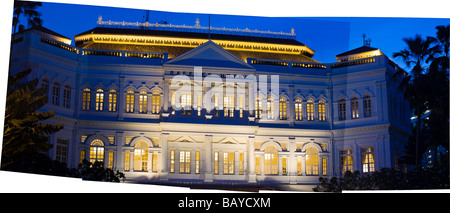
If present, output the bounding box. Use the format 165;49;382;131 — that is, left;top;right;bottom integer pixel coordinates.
1;69;64;169
12;0;42;34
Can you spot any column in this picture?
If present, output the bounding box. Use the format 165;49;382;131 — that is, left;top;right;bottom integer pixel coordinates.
160;133;169;181
118;76;125;120
247;136;256;183
288;137;297;184
204;135;213;182
288;85;294;127
115;132;124;171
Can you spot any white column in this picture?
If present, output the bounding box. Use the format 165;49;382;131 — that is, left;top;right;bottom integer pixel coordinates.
160;133;169;181
288;137;297;184
247;136;256;183
204;135;213;182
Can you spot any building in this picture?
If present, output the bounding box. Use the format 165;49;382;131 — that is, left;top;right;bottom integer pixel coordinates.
8;17;411;188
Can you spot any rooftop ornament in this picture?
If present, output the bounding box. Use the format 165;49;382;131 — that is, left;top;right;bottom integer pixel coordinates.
96;16;296;39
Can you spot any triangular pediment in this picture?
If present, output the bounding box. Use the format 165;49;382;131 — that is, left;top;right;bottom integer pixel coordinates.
165;40;254;69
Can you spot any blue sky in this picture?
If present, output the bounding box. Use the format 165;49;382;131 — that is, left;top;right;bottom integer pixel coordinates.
29;2;450;69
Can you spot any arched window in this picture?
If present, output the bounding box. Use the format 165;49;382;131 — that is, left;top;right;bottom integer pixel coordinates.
363;95;372;117
52;82;60;105
351;97;359;119
89;139;104;164
307;99;314;121
63;85;71;108
108;89;117;112
338;98;346;120
264;145;278;175
295;98;302;121
126;89;134;113
139;90;148;113
151;90;160;114
318;99;326;121
82;88;91;111
305;147;319;175
41;78;49;96
95;88;104;111
134;141;149;171
279;97;287;120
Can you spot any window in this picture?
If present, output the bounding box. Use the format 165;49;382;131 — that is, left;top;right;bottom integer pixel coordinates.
80;150;86;164
82;88;91;111
318;99;326;121
282;157;287;175
363;95;372;117
214;151;219;174
351;97;359;119
108;151;114;169
134;141;149;171
63;85;70;108
307;99;314;121
95;89;104;111
89;139;104;164
295;98;302;120
195;151;200;174
338;98;346;120
152;153;158;172
108;89;117;112
56;139;68;164
267;96;274;119
264;145;278;175
255;95;262;119
255;156;261;175
52;82;60;105
239;152;244;175
181;93;192;115
224;96;234;117
305;147;318;175
179;150;191;173
126;89;134;113
124;152;130;171
139;90;148;113
238;96;244;118
151;90;161;114
170;150;175;173
340;149;353;175
41;79;49;96
279;97;287;120
297;157;302;175
362;147;375;173
223;152;234;174
322;158;327;176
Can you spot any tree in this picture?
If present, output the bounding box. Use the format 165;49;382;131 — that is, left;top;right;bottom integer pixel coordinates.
78;160;125;182
1;69;64;169
12;0;42;34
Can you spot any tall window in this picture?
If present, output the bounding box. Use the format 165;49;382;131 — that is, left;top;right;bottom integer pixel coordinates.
63;85;70;108
267;96;274;119
170;150;175;173
279;97;287;120
238;96;244;118
362;147;375;173
195;151;200;174
264;145;278;175
214;151;219;174
224;96;235;117
307;99;314;121
363;95;372;117
340;149;353;175
124;152;130;171
41;79;49;96
255;95;262;119
82;88;91;111
322;158;327;176
95;89;104;111
223;152;234;174
126;89;134;113
107;89;117;112
318;99;326;121
56;139;68;164
295;98;302;121
338;98;346;120
239;152;244;175
151;90;161;114
351;97;359;119
134;141;149;171
181;93;192;115
52;82;60;105
89;139;104;164
179;150;191;173
139;90;148;113
305;147;319;175
152;153;158;172
108;151;114;169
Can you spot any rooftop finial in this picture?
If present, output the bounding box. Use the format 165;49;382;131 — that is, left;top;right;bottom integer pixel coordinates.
195;17;200;29
362;33;371;46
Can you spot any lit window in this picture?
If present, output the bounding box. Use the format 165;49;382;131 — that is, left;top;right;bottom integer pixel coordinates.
52;82;60;105
267;96;274;119
279;97;287;120
170;150;175;173
297;157;302;175
255;95;262;119
318;99;326;121
195;151;200;174
223;152;235;174
179;150;191;173
181;93;192;115
338;98;346;120
307;99;314;121
151;90;161;114
152;153;158;172
139;90;148;113
239;96;244;118
239;152;244;175
351;97;359;119
224;96;235;117
305;147;318;175
108;89;117;112
63;85;71;108
126;89;134;113
322;158;327;176
108;151;114;169
295;98;302;121
255;156;261;175
340;149;353;175
282;157;287;175
95;89;104;111
363;95;372;117
214;151;219;174
124;152;130;171
362;147;375;173
82;88;91;111
80;150;86;164
264;145;278;175
134;141;149;171
89;139;104;164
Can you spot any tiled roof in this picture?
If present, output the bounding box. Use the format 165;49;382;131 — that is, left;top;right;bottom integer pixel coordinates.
336;46;379;57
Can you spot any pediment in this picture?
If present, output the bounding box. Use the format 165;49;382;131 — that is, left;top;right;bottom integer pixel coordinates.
165;40;254;69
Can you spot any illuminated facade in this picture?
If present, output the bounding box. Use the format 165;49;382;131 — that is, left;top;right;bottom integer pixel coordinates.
9;19;411;188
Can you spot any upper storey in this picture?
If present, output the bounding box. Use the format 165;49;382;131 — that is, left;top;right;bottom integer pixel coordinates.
73;17;317;63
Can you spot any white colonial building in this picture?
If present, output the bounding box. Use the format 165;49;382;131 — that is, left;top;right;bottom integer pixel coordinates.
8;19;411;187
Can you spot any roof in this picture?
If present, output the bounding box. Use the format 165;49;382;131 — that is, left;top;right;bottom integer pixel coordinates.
16;25;71;40
336;46;379;57
75;27;306;46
